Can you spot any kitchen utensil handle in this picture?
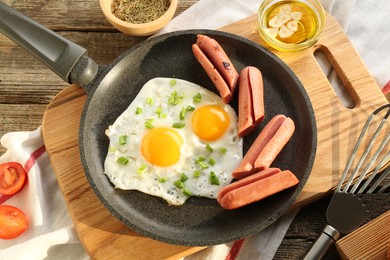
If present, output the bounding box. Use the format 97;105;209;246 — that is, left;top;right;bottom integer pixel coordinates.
0;2;97;86
302;225;340;260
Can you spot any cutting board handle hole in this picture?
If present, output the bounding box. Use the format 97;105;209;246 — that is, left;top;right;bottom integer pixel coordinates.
314;47;358;109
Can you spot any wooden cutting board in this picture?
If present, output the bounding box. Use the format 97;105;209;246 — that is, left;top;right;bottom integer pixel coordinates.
336;210;390;260
41;13;388;259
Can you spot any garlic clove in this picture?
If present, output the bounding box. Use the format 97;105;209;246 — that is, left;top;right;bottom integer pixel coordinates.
286;20;298;32
269;15;283;28
291;11;302;21
265;27;279;38
279;4;292;13
278;25;293;38
278;12;292;24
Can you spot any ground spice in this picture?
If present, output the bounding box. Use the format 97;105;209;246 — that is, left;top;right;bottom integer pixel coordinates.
111;0;170;24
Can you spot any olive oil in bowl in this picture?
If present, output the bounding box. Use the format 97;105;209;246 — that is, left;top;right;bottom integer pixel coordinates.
258;0;325;51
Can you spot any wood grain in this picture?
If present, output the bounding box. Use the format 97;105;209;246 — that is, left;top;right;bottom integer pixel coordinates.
40;12;388;259
336;210;390;260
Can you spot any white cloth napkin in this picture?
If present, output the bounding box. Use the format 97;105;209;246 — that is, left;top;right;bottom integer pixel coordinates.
1;0;389;259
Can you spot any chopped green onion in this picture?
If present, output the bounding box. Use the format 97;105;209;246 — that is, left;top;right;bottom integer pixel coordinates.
219;147;227;155
158;177;168;183
155;107;163;118
183;188;192;197
205;144;213;153
168;90;184;106
186;105;195;111
109;147;117;153
208;157;216;166
198;161;209;169
174;179;184;188
117;156;129;165
138;164;147;174
172;122;185;129
146;97;154;105
145;119;154;129
161;113;167;118
169;79;177;86
180;173;188;182
193;170;201;178
193;93;202;103
210;172;220;185
135;107;143;115
196;156;206;162
119;135;128;145
179;107;187;120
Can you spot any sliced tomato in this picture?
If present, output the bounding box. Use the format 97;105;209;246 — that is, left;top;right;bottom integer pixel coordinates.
0;205;28;239
0;162;27;195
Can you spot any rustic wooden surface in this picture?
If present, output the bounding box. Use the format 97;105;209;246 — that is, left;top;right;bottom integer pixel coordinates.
336;210;390;260
1;0;389;259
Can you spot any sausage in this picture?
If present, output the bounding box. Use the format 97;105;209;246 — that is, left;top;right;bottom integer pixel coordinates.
192;43;232;103
218;169;299;210
254;117;295;171
248;66;264;125
237;66;265;137
238;67;255;137
233;115;287;179
196;34;239;94
217;167;281;204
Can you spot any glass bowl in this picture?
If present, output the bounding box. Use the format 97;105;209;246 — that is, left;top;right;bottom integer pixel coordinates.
258;0;326;52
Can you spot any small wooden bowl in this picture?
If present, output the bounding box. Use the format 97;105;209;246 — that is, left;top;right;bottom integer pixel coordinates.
99;0;178;36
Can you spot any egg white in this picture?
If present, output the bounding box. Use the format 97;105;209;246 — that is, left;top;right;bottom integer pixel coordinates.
104;78;243;205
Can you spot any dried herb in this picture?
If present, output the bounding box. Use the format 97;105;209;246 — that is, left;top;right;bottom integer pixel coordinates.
111;0;170;24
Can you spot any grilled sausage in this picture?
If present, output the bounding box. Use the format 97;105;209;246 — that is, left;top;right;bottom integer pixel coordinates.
196;34;239;94
233;115;287;179
237;66;265;137
218;169;299;210
238;67;255;137
192;43;232;103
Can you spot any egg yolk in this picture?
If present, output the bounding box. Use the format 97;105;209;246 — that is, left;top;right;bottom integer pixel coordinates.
192;105;230;141
141;127;183;167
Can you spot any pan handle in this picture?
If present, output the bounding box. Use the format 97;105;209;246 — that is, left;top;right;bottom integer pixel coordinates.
0;2;98;88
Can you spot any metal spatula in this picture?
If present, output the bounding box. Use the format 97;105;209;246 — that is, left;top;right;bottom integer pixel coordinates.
303;103;390;260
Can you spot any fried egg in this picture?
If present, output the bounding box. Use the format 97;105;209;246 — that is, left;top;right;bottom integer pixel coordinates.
104;78;243;205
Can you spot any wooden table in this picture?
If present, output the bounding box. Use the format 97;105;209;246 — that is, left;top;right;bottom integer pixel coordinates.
0;1;388;259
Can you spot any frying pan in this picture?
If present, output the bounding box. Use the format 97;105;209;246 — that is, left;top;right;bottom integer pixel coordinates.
0;2;317;246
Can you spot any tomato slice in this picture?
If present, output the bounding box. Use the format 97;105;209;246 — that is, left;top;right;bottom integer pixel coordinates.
0;162;27;195
0;205;28;239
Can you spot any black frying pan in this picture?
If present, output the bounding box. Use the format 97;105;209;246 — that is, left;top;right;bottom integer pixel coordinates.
0;2;317;246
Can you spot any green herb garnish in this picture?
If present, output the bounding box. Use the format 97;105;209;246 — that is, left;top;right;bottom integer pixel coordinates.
179;107;187;120
193;170;201;178
183;188;192;197
168;90;184;106
117;156;129;165
206;144;213;153
219;147;227;155
119;135;128;145
158;177;168;183
169;79;177;86
172;122;185;129
208;157;216;166
146;97;154;105
135;107;143;115
193;93;202;103
180;173;188;182
138;164;147;174
174;179;184;188
145;119;154;129
186;105;195;111
210;172;220;185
